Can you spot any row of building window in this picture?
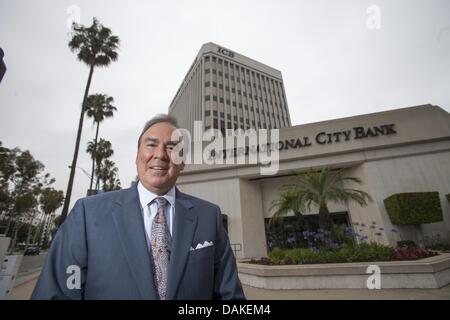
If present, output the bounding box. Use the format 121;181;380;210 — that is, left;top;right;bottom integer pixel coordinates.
204;96;287;120
205;87;284;109
204;109;286;126
204;55;279;83
204;69;283;93
204;119;276;133
205;81;282;98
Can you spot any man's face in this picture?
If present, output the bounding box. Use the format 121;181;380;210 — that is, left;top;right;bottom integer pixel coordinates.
136;122;185;195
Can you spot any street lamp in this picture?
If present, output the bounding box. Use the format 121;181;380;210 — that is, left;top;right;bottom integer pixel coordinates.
68;165;92;180
68;165;98;196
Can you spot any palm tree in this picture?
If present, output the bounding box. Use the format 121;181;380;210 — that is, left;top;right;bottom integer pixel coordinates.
96;159;120;191
87;138;113;190
85;93;117;192
271;167;373;231
37;187;64;247
61;18;119;226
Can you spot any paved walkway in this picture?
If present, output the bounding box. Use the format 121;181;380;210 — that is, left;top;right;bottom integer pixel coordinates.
242;284;450;300
8;273;450;300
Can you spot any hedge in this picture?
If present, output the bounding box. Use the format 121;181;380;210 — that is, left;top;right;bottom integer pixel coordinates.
384;192;443;225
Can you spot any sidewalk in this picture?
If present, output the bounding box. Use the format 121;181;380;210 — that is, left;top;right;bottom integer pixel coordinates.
8;274;450;300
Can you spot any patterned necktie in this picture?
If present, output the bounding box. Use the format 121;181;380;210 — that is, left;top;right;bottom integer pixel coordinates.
150;197;172;300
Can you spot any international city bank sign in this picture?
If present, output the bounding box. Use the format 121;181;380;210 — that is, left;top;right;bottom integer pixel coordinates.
209;123;397;159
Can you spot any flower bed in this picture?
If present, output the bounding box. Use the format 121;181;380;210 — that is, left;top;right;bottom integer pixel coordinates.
248;243;438;265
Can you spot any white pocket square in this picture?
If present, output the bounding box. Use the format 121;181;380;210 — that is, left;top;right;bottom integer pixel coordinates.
190;241;214;251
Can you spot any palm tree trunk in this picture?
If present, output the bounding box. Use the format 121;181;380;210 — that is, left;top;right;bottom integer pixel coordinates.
89;122;100;193
318;204;331;231
24;211;37;250
60;64;95;226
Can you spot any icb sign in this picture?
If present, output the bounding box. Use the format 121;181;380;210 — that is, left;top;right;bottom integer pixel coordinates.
217;46;234;58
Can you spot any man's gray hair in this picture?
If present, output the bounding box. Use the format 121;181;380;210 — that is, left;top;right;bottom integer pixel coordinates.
137;114;179;148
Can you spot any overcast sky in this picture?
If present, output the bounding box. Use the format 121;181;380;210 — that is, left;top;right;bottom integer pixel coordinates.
1;0;449;214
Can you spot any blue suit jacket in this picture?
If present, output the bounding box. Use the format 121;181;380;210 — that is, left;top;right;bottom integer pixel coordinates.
31;185;245;300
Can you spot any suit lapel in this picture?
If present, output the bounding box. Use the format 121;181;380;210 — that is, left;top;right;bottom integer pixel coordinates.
111;186;158;300
166;188;197;300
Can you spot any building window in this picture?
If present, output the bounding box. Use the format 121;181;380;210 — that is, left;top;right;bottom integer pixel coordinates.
205;81;210;87
213;96;217;101
219;71;223;76
232;101;236;107
205;110;211;116
205;69;210;74
231;88;235;93
227;114;231;120
219;84;223;89
225;86;229;91
239;103;242;108
205;96;210;101
243;92;247;97
237;90;241;95
230;75;234;81
226;99;230;105
224;61;228;66
244;105;248;110
213;81;217;87
212;56;216;62
218;59;222;64
213;110;218;116
205;56;210;62
250;106;254;112
220;97;224;103
212;69;217;74
233;115;237;121
237;77;240;82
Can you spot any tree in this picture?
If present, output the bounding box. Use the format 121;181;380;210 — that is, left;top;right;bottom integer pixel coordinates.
96;159;121;191
0;143;56;252
61;18;120;226
87;138;113;190
38;187;64;247
271;167;373;231
85;93;117;193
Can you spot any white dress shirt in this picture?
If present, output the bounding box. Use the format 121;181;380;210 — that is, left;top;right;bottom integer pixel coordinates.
137;181;176;250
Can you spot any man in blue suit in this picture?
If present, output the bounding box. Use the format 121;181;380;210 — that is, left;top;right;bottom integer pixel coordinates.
32;114;245;300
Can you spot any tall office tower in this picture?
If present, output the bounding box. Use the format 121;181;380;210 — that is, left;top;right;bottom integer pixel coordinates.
168;42;291;138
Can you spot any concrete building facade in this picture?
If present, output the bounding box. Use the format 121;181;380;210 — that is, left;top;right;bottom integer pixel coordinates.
169;42;292;138
176;104;450;259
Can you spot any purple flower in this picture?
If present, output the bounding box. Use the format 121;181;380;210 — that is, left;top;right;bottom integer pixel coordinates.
361;223;366;227
370;225;376;229
375;232;382;236
391;228;398;233
379;227;384;231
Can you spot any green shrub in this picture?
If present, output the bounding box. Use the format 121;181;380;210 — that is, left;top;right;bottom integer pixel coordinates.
397;240;417;248
267;243;394;264
384;192;443;225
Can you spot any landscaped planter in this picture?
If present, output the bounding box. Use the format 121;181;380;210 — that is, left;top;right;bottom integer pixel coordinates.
237;253;450;289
